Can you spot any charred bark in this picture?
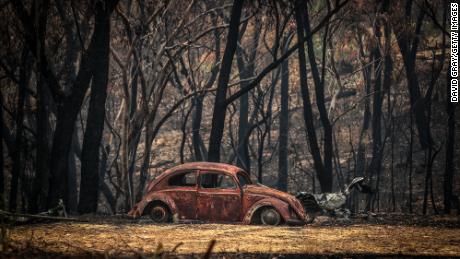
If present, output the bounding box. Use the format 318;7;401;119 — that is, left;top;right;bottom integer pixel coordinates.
294;1;329;193
208;0;244;162
302;1;333;192
393;2;432;149
9;49;30;212
277;44;290;192
78;1;114;214
47;0;119;209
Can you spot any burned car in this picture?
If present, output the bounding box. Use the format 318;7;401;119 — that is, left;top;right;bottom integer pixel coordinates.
128;162;306;225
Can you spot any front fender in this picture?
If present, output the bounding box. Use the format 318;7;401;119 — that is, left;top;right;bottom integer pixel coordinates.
128;192;178;218
243;198;291;224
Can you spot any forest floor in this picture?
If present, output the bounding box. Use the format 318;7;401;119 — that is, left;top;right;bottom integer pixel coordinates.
2;215;460;258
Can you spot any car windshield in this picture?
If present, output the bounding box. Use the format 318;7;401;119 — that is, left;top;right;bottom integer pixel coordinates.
237;172;251;187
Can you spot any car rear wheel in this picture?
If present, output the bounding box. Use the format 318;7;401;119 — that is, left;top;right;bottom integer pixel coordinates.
149;204;170;223
260;207;281;226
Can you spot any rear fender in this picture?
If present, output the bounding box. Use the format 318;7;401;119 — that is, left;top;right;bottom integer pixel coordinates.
243;198;290;224
128;193;178;218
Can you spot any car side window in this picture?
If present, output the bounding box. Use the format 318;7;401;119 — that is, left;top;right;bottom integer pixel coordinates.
200;172;236;189
168;171;196;187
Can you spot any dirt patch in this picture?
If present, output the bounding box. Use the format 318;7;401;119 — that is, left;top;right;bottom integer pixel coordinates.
2;221;460;258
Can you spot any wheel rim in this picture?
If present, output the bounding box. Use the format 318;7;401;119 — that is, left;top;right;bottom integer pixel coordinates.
261;208;281;225
150;206;168;223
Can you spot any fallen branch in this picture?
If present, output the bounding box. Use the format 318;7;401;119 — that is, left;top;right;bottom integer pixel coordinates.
0;210;85;222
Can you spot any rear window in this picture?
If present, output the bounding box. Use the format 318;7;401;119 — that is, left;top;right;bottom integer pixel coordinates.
168;171;196;187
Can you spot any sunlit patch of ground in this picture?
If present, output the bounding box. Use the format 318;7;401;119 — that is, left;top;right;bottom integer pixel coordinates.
4;222;460;257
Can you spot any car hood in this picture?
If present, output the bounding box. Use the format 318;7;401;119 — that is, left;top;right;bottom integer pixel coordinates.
244;184;306;217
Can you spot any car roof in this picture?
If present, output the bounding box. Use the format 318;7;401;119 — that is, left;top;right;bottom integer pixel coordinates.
164;162;244;175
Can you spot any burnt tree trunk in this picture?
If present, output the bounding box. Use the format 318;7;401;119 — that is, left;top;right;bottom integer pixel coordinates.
294;0;329;192
31;1;50;213
10;49;30;212
235;50;251;171
192;95;207;161
66;133;79;213
235;18;259;172
355;32;372;180
47;0;118;209
302;1;333;192
78;1;114;214
393;2;432;149
192;14;219;162
99;145;116;214
277;42;290;192
208;0;244;162
367;20;384;211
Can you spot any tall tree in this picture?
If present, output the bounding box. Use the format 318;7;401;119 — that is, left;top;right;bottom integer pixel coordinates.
392;0;432;149
235;18;260;172
295;0;330;192
31;0;50;213
78;0;118;214
277;33;293;192
9;48;30;211
302;1;333;192
208;0;244;162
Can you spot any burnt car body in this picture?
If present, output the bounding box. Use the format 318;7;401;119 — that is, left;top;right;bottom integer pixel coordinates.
128;162;306;225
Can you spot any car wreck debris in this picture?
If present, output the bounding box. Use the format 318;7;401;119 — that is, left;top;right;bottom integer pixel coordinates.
296;177;368;221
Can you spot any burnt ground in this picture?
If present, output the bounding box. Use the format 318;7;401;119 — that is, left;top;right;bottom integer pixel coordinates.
1;214;460;258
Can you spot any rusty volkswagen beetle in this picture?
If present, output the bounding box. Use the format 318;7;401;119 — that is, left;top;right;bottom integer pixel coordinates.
128;162;306;225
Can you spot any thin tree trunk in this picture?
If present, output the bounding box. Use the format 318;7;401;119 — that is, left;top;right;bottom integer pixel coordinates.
277;45;290;192
99;145;116;214
235;53;250;171
136;129;152;203
235;19;259;172
408;113;413;213
180;104;194;163
192;94;206;161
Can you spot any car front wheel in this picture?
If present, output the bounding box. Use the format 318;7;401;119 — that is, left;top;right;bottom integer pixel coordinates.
260;207;281;226
149;204;170;223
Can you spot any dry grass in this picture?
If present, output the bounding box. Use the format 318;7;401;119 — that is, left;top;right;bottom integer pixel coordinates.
4;222;460;257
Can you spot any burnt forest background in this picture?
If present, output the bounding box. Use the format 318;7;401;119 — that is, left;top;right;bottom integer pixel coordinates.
0;0;458;216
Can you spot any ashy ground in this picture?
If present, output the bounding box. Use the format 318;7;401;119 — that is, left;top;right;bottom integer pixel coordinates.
2;218;460;258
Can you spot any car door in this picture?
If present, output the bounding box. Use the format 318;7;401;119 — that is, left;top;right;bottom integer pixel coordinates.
164;170;197;220
197;171;242;222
